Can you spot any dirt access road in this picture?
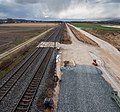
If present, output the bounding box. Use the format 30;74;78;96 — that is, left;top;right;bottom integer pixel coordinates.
67;24;120;95
56;24;120;111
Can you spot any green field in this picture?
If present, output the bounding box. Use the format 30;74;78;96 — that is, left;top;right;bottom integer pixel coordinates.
73;23;120;31
109;24;120;26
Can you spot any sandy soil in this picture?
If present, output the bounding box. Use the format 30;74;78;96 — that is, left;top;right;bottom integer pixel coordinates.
77;28;120;82
60;27;96;65
83;28;120;51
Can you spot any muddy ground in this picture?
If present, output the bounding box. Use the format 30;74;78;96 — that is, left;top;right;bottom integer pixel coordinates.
82;28;120;51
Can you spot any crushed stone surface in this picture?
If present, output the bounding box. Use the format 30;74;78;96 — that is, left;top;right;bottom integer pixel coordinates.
57;65;120;112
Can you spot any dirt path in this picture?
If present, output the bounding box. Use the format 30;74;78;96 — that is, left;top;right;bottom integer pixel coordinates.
79;29;120;56
60;25;98;65
69;24;120;56
57;25;120;111
68;24;120;94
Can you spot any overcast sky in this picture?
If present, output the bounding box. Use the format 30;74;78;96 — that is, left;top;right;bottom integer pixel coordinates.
0;0;120;20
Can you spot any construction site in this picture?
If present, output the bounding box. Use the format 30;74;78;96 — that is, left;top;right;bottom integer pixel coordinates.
0;22;119;112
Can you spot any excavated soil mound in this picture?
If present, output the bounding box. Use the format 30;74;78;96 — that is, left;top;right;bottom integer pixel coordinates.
61;25;72;44
83;28;120;51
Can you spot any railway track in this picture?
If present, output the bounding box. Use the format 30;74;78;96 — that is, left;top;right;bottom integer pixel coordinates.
46;24;63;42
12;48;54;112
0;48;42;101
0;23;64;112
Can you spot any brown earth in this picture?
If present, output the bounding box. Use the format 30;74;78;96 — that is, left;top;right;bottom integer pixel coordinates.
61;25;72;44
0;30;45;53
0;23;57;54
0;28;56;78
82;28;120;51
68;25;99;46
0;23;58;27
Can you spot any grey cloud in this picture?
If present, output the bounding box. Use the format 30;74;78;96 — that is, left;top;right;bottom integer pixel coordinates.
43;0;72;12
105;0;120;3
86;0;120;4
0;0;120;20
0;3;37;19
14;0;74;15
15;0;73;12
14;0;41;4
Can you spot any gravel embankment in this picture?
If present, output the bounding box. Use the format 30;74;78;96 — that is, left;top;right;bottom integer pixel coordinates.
57;65;120;112
30;50;57;112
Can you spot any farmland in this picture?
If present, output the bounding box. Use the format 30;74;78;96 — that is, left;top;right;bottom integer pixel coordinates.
73;23;120;51
0;23;57;78
73;23;120;31
0;23;120;112
0;23;57;54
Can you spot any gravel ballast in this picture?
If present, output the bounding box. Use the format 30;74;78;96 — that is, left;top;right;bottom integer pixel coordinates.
57;65;120;112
